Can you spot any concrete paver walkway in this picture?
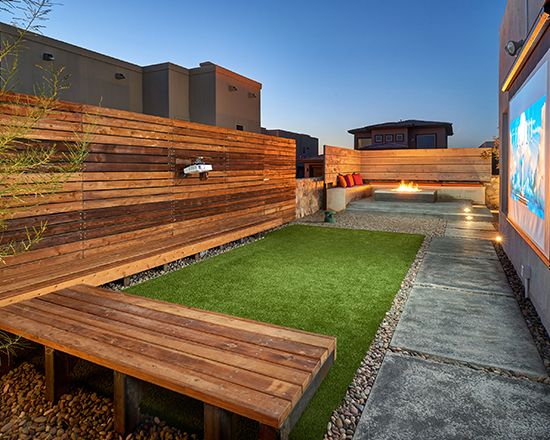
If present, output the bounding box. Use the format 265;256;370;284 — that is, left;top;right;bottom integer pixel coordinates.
415;252;514;295
354;354;550;440
391;285;546;375
354;210;549;439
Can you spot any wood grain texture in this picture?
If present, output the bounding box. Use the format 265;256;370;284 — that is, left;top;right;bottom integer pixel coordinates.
0;93;296;304
324;145;492;185
0;284;336;429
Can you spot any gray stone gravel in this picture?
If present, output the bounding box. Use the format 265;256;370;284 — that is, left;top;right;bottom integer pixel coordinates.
0;362;196;440
295;211;447;236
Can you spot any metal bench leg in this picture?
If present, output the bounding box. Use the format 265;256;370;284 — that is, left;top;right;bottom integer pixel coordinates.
204;404;233;439
114;371;143;435
44;347;71;403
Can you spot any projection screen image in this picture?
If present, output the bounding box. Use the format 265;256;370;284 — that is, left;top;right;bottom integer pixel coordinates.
509;58;548;255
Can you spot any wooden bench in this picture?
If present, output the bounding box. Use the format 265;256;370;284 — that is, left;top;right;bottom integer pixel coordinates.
0;285;336;439
0;218;281;307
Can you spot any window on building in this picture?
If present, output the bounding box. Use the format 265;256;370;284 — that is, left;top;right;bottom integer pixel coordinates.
358;137;372;148
236;125;244;131
396;133;405;142
374;134;383;143
416;134;437;148
385;134;393;143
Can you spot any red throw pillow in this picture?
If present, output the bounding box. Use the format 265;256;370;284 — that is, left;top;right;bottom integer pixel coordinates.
353;173;363;185
345;174;354;187
337;175;348;188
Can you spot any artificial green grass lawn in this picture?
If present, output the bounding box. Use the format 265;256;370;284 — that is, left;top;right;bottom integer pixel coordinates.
127;225;423;439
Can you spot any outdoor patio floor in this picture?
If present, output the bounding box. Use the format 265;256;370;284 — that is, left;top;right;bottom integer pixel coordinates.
354;211;549;439
347;198;494;221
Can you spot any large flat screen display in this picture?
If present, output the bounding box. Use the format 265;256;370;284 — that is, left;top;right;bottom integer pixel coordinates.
509;54;549;258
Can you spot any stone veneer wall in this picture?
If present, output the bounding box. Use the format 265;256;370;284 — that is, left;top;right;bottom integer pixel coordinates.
485;176;500;210
296;177;325;218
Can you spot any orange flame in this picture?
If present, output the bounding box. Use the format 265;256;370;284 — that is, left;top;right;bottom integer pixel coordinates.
393;180;421;192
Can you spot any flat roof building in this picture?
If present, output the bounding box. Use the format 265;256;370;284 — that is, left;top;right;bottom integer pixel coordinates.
0;23;262;132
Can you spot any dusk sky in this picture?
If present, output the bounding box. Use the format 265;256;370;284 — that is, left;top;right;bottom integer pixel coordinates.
7;0;505;150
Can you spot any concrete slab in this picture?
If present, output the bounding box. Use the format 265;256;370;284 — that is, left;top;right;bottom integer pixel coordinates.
416;253;513;295
446;220;496;231
427;237;498;259
353;353;550;440
391;286;546;376
445;227;498;241
347;198;493;220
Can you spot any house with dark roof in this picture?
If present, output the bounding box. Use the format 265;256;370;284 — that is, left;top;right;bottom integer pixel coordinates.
348;120;453;150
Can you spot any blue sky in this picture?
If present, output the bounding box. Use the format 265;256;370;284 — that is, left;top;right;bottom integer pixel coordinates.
6;0;505;149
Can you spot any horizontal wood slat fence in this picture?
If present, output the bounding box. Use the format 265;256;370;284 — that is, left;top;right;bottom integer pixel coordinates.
324;145;492;185
0;94;296;304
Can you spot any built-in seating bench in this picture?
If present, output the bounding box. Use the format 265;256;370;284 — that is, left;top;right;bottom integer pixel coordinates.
0;285;336;439
326;184;372;212
0;218;281;307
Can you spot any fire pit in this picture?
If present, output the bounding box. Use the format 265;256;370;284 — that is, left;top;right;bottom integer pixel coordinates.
374;181;437;203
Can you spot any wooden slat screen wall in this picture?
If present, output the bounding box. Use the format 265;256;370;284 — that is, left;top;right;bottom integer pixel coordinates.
0;94;296;293
324;145;492;185
323;146;363;185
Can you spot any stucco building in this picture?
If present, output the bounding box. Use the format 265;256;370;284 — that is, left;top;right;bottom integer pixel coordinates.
261;128;320;177
499;0;550;332
0;23;262;132
348;120;453;150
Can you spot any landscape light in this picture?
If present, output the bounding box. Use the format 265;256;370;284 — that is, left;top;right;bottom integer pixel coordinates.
464;207;471;213
466;215;473;221
495;235;503;243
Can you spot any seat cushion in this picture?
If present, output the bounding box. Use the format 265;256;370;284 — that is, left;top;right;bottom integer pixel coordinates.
353;173;363;185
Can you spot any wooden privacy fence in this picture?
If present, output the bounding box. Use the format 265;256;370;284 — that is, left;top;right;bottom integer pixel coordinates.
324;145;492;185
0;94;296;303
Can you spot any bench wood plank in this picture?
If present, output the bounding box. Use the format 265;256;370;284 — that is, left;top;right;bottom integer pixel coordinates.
0;285;336;434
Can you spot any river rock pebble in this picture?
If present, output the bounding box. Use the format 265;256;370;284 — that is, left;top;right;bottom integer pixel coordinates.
0;363;196;440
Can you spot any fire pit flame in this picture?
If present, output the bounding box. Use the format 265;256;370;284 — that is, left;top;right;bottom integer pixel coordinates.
393;180;421;192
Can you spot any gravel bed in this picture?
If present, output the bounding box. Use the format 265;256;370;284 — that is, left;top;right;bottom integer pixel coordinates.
495;243;550;375
0;362;196;440
295;211;447;237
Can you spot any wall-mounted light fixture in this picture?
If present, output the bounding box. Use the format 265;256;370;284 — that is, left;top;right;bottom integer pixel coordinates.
114;72;126;80
228;85;238;92
248;92;257;98
502;5;550;92
177;157;213;181
505;39;524;57
42;52;55;61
